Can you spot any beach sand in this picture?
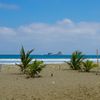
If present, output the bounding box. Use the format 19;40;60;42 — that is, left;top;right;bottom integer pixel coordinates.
0;64;100;100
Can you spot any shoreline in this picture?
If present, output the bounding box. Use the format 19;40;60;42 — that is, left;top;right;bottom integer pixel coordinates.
0;58;99;65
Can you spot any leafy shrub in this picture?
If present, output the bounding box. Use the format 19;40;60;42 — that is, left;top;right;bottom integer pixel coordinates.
26;60;45;78
83;60;97;72
17;46;34;73
67;50;84;70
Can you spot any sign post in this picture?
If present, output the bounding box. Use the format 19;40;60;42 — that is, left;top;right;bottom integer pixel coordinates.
96;49;99;66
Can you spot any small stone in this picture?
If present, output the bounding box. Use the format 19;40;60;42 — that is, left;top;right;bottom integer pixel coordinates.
51;73;53;77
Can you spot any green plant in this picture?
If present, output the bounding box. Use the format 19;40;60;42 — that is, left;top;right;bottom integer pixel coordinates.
67;50;84;70
83;60;97;72
17;46;34;73
26;60;45;78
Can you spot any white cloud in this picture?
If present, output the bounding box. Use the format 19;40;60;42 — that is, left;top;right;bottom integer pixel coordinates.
0;27;16;36
0;19;100;54
57;18;73;25
0;3;19;10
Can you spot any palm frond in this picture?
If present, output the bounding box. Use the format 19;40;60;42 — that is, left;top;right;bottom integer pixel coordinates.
67;50;84;70
26;60;45;78
16;46;34;73
83;60;97;72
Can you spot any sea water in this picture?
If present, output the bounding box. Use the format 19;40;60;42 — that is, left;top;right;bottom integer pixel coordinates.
0;55;99;64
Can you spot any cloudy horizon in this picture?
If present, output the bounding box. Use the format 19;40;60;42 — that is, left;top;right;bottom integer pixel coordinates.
0;0;100;54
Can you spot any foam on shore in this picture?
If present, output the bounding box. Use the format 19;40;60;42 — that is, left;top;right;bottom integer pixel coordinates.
0;58;99;65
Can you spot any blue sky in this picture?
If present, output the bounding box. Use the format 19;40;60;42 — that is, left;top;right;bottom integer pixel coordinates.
0;0;100;54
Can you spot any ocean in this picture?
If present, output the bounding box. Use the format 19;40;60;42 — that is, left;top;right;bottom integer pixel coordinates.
0;55;99;64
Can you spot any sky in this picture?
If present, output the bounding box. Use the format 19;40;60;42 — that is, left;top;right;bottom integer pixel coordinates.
0;0;100;54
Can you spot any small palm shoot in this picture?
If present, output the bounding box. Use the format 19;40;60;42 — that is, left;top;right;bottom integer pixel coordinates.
83;60;97;72
17;46;34;73
67;50;84;70
26;60;45;78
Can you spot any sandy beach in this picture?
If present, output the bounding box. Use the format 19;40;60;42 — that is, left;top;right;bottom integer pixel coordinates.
0;64;100;100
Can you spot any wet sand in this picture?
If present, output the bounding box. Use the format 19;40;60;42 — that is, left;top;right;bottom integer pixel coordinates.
0;64;100;100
